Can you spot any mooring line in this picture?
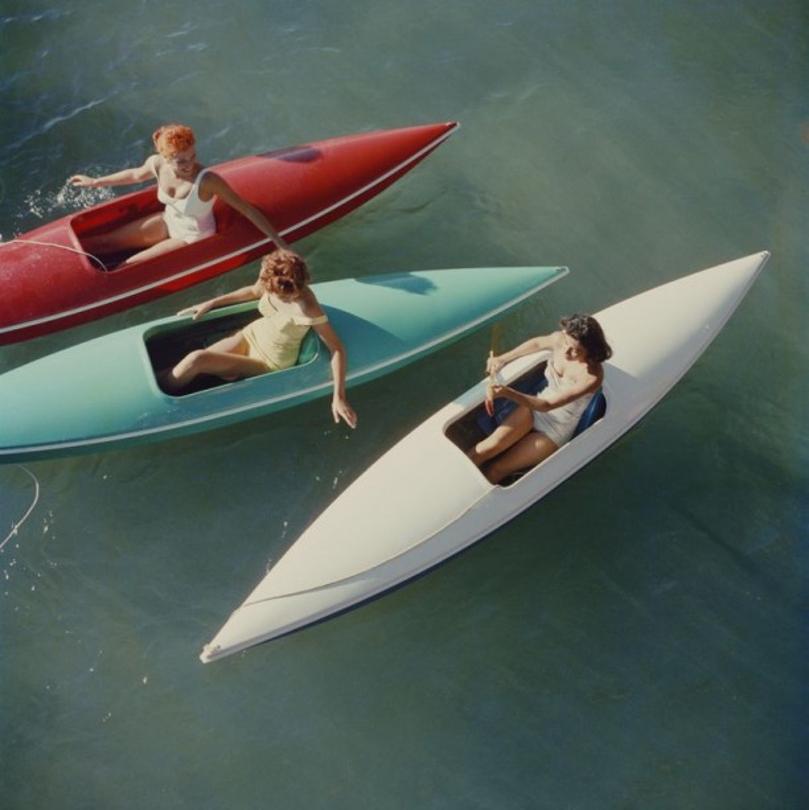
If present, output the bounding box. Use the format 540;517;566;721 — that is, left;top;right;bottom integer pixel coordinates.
1;466;41;552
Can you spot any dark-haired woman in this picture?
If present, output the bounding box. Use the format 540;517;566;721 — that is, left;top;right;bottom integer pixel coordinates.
161;249;357;428
469;314;611;484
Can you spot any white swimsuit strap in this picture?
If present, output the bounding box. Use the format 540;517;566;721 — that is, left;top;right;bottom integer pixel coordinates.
190;168;209;197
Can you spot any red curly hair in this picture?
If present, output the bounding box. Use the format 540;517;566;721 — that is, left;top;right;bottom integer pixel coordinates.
259;249;310;296
152;123;196;157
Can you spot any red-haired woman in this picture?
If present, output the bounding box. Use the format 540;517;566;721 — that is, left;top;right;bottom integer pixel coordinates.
161;249;357;428
68;123;287;264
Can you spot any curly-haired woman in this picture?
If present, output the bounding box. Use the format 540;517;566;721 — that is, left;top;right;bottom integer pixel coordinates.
162;249;356;428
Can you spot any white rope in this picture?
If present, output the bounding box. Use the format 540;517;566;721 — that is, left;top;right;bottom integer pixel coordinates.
1;238;108;271
1;466;41;552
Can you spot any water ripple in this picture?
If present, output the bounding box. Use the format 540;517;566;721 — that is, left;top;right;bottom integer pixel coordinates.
0;9;72;26
2;95;114;155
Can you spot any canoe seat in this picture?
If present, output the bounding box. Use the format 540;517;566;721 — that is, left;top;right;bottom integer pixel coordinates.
295;330;320;366
572;389;606;438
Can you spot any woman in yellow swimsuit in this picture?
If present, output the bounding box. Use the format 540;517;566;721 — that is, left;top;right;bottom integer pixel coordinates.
162;249;357;428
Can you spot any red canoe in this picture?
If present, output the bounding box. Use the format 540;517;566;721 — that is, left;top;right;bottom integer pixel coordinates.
0;121;458;344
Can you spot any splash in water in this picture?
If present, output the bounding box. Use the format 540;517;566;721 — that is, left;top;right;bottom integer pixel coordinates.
17;182;115;224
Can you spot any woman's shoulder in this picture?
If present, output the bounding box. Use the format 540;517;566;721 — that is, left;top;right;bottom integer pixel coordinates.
198;168;221;188
292;289;327;325
145;154;162;175
580;360;604;390
298;288;325;318
544;330;564;349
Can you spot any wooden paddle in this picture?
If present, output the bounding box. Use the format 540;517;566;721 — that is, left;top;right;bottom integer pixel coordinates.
485;323;502;416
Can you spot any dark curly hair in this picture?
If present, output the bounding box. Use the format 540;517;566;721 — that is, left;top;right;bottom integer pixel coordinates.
560;314;612;363
259;249;311;296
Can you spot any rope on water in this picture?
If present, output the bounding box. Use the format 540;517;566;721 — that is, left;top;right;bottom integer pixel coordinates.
1;466;41;552
0;238;108;271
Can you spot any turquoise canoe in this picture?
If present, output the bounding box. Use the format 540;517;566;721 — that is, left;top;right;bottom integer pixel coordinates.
0;266;567;462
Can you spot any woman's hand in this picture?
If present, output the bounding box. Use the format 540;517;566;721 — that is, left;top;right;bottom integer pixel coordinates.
490;384;520;402
331;395;357;429
486;354;506;375
485;385;496;416
177;300;215;320
485;383;515;416
68;174;99;188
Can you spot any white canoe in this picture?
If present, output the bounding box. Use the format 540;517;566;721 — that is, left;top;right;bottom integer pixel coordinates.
201;251;770;663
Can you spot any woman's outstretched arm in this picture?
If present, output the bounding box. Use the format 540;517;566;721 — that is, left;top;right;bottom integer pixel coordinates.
312;320;357;428
177;281;262;320
203;172;289;250
69;156;157;188
487;332;557;374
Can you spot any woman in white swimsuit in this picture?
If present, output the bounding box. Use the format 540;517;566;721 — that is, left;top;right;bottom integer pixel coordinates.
469;314;611;484
68;123;287;265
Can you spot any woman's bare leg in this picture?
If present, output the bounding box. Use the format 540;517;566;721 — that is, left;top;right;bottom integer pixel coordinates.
482;431;559;485
468;404;533;466
81;213;169;256
161;332;269;393
122;237;188;265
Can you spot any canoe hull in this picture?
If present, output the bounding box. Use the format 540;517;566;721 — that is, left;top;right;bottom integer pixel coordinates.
0;122;458;344
201;251;770;662
0;265;566;462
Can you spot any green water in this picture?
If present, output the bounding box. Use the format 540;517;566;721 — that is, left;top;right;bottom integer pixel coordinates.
1;2;807;808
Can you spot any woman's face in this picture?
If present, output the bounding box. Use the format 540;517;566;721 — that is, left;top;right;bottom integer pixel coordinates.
164;146;197;179
562;330;586;362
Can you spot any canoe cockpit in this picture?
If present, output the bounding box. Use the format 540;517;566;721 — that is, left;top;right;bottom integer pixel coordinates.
69;189;230;272
69;191;160;271
444;360;607;486
145;310;320;396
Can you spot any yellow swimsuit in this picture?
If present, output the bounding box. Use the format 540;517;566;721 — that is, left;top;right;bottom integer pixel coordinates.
242;294;327;371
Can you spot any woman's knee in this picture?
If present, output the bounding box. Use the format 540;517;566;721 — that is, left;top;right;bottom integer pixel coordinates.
178;348;208;373
482;457;511;485
469;437;494;464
